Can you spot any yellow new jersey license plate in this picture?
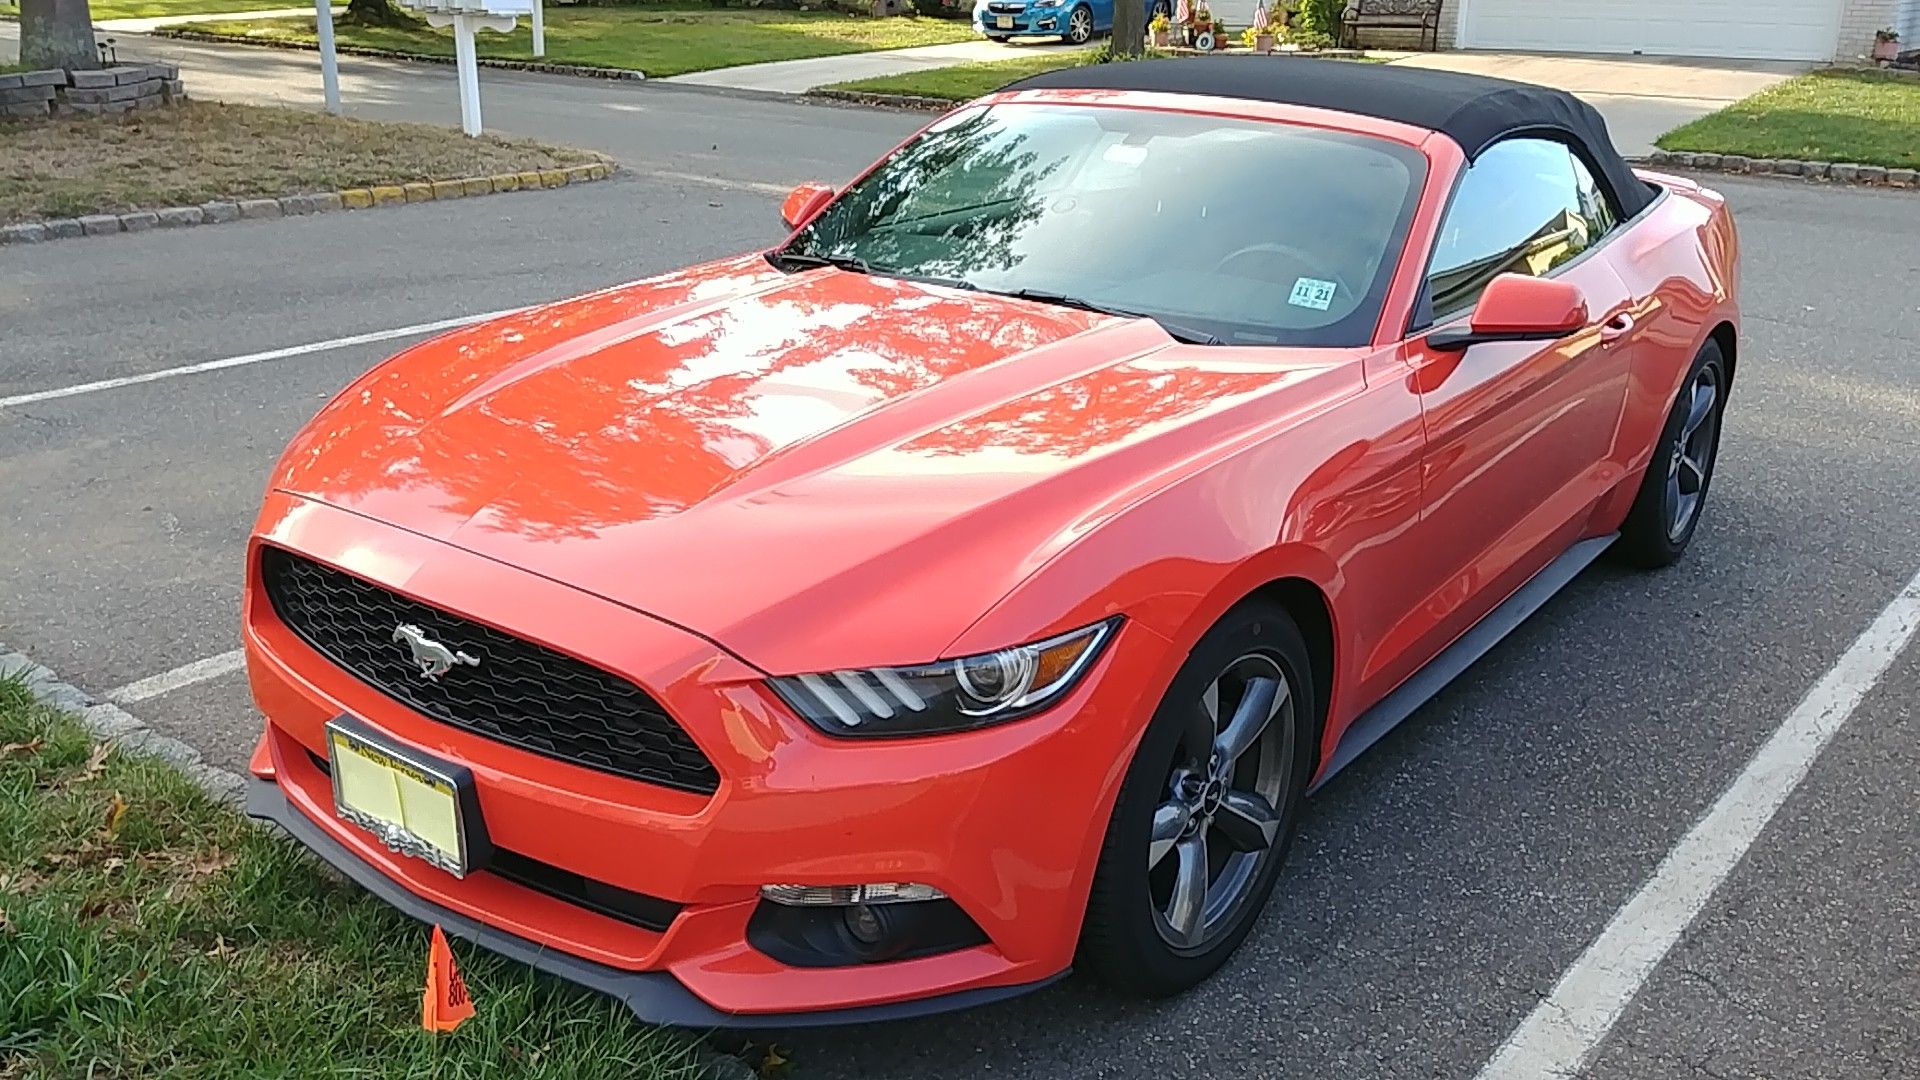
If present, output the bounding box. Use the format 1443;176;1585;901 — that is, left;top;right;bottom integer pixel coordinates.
996;14;1014;28
327;721;470;878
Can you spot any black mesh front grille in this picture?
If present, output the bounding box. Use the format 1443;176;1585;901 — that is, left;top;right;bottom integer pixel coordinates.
261;547;720;795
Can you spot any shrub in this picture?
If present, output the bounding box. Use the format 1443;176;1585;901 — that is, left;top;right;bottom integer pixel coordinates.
1293;0;1343;38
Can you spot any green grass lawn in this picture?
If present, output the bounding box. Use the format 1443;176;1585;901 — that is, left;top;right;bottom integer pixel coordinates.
174;4;978;77
93;0;323;20
821;48;1382;101
1657;69;1920;171
1;100;599;224
822;49;1098;100
0;676;702;1077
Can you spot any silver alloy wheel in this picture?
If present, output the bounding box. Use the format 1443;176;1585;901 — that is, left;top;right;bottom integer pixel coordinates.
1067;6;1093;42
1147;653;1294;953
1666;364;1721;540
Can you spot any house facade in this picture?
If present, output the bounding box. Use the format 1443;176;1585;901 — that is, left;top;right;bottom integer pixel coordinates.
1355;0;1920;62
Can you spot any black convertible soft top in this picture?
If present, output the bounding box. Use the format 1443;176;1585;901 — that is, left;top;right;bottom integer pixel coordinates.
1003;57;1655;217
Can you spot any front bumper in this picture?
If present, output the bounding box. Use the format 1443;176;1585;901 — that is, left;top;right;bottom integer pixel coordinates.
246;776;1063;1028
244;491;1168;1022
976;7;1066;35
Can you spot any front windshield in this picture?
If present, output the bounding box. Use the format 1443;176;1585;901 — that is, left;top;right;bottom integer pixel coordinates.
782;103;1428;347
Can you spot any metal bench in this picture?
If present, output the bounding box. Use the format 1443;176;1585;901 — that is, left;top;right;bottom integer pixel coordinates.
1340;0;1444;51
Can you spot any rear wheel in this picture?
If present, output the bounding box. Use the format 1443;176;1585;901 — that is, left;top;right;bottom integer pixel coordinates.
1064;4;1094;44
1613;340;1728;568
1079;602;1315;996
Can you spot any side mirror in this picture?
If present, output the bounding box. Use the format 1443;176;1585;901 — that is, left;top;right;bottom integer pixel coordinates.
781;182;834;231
1429;274;1590;352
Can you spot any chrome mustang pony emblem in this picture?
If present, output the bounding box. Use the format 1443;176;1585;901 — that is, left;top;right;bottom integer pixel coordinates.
392;623;480;680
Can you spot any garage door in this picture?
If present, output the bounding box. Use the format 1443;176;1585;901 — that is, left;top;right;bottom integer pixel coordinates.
1459;0;1839;61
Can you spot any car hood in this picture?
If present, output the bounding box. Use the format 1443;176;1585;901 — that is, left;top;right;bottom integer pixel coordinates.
274;255;1346;673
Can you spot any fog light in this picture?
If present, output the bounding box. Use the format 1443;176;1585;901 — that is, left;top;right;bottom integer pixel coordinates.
760;882;946;906
844;904;885;944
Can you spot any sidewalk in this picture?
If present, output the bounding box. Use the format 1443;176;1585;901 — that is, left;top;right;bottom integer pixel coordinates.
663;37;1086;93
94;6;342;33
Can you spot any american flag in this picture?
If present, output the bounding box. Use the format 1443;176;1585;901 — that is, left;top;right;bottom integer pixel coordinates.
1252;1;1267;27
1174;0;1189;21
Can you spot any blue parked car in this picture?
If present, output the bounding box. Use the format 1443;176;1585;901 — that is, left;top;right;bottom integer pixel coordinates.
972;0;1172;45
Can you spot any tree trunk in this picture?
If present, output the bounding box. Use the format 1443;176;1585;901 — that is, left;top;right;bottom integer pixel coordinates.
1110;0;1145;57
18;0;99;71
343;0;416;26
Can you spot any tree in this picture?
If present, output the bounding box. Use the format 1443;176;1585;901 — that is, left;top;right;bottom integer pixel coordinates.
18;0;98;71
1110;0;1145;57
343;0;417;26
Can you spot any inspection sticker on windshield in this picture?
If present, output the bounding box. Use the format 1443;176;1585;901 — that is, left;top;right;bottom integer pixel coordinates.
1289;277;1338;311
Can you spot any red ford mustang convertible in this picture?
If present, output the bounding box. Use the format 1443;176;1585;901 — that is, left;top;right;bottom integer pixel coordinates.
243;59;1738;1025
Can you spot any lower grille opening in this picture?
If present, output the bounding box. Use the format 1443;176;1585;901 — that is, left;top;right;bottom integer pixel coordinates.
306;749;681;932
747;898;988;968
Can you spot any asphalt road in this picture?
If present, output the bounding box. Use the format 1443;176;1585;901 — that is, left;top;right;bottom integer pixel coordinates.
4;139;1918;1079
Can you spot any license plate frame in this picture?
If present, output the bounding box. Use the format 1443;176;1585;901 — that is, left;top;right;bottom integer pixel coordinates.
325;717;489;878
995;14;1014;28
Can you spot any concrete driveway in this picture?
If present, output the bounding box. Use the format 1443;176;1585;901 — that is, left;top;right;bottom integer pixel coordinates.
1387;51;1807;156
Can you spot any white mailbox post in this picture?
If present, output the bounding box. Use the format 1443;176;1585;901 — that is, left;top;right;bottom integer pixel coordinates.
398;0;534;136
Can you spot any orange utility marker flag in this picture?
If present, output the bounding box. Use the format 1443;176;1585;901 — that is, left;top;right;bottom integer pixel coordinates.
421;925;476;1032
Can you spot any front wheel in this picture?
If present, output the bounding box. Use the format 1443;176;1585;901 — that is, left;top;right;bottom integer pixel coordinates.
1078;602;1316;996
1063;4;1094;44
1613;340;1728;568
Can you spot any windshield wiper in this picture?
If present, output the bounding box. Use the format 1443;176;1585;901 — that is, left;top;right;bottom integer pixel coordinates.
765;250;872;275
1002;289;1221;345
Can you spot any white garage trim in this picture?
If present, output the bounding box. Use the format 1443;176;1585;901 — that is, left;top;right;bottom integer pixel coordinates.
1455;0;1844;61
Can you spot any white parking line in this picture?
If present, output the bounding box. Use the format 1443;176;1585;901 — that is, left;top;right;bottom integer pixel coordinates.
1475;564;1920;1080
106;649;246;704
0;308;523;410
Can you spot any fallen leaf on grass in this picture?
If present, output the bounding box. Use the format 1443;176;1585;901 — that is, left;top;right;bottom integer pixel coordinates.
205;935;236;961
759;1045;792;1077
80;743;112;780
0;739;43;758
104;793;128;835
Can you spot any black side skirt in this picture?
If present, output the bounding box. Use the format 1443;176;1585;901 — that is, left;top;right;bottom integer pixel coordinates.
1309;533;1618;793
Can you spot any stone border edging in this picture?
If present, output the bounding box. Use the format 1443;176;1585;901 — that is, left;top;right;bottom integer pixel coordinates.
807;87;954;111
1644;148;1919;189
153;27;647;80
1;161;616;245
1;644;247;806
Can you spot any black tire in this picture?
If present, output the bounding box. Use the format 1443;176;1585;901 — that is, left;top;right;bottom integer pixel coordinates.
1063;4;1094;44
1150;0;1171;19
1613;340;1729;569
1078;601;1316;996
986;34;1012;43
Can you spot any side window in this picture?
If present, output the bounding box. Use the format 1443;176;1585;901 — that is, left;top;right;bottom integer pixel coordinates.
1425;138;1617;321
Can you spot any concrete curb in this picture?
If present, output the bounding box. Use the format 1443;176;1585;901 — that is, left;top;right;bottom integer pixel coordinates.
153;28;647;80
806;87;954;111
1642;148;1919;190
0;643;247;806
1;161;617;245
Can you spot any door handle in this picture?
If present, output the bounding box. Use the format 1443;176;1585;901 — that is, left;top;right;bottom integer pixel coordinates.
1599;313;1635;343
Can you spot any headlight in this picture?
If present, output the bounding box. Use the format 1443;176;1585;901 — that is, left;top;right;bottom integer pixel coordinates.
769;618;1118;738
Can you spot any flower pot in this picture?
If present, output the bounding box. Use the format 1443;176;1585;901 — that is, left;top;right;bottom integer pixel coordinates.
1873;38;1901;61
1152;27;1169;46
1255;32;1274;52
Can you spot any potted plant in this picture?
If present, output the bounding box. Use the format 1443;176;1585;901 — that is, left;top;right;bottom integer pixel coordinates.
1873;28;1901;62
1190;1;1213;43
1151;10;1171;46
1253;11;1276;52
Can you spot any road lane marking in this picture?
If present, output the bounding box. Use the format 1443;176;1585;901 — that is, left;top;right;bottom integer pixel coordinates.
1475;564;1920;1079
0;308;523;410
106;649;246;704
631;169;791;196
